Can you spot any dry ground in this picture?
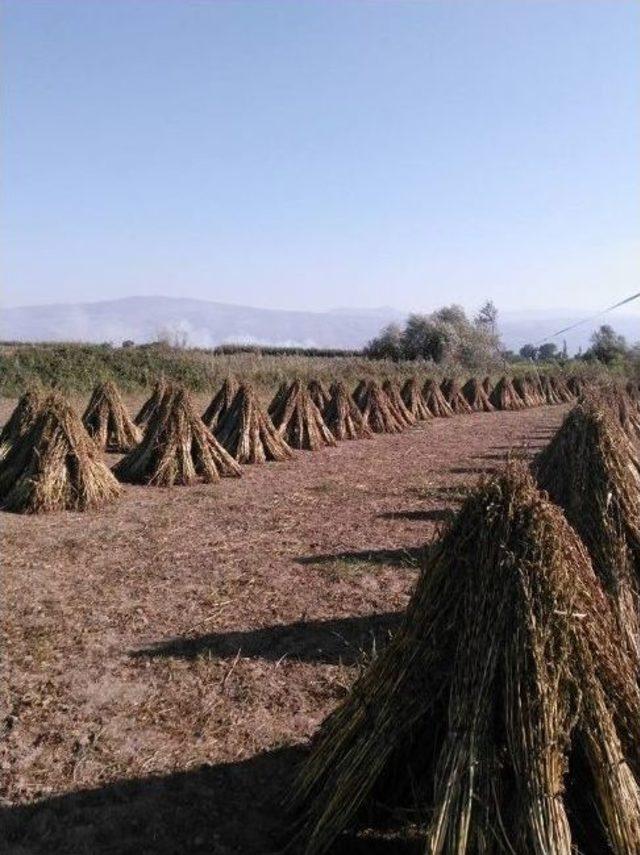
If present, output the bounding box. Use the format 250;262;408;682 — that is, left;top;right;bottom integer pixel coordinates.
0;399;568;854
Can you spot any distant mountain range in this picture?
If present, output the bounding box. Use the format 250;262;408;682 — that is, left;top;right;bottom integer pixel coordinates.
2;296;638;355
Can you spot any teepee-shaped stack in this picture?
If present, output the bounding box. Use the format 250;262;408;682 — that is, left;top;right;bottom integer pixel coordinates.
270;380;337;451
539;374;563;405
115;385;241;485
0;393;121;512
489;376;526;410
461;377;494;412
216;383;292;464
512;375;537;408
202;377;239;431
441;378;473;415
382;379;415;426
535;400;640;656
356;380;405;434
400;377;432;420
82;380;142;452
292;467;640;854
323;381;372;441
422;379;454;417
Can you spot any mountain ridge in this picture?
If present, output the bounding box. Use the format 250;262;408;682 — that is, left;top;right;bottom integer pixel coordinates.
2;295;638;354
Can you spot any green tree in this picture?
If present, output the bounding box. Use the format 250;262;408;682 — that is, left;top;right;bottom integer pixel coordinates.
588;324;627;364
519;343;538;361
538;342;558;361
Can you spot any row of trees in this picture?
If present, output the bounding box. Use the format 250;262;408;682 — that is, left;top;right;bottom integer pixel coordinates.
366;301;635;370
365;301;502;368
517;325;631;367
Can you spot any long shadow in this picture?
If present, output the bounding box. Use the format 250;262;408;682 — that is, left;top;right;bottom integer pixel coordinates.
0;745;303;855
448;465;498;475
473;451;530;462
0;742;422;854
378;509;452;522
297;546;425;569
132;611;402;666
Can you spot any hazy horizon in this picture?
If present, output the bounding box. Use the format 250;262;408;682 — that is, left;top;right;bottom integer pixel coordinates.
4;1;639;317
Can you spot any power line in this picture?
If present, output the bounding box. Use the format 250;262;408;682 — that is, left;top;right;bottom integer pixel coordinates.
534;290;640;346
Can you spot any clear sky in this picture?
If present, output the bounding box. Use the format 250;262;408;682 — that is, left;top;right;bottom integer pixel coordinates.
3;0;639;315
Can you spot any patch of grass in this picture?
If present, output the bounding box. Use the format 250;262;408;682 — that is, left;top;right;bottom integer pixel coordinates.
319;557;379;581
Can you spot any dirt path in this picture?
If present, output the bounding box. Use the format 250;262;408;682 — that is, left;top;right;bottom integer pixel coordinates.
1;404;568;854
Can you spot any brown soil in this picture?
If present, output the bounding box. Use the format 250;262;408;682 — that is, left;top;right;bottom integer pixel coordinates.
0;400;568;854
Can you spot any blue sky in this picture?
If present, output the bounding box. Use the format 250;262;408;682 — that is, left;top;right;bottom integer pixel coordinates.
3;0;639;317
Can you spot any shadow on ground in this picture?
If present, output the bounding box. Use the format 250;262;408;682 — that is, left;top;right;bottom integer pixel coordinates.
377;509;452;522
132;611;401;666
448;465;499;476
297;546;425;569
0;745;302;855
1;741;422;854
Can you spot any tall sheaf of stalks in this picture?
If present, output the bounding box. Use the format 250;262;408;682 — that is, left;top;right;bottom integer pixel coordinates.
382;379;415;426
270;380;337;450
489;376;526;411
0;393;121;512
356;380;405;434
82;380;142;452
400;377;432;420
291;467;640;855
323;381;372;441
461;377;494;412
216;383;293;463
115;385;241;485
422;379;454;417
441;378;473;415
534;399;640;659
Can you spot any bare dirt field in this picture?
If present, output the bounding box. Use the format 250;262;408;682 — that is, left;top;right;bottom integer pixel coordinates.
0;402;568;854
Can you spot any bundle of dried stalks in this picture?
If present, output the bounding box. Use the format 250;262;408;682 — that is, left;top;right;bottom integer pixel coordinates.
422;379;454;418
461;377;494;412
598;386;640;442
216;383;292;463
440;378;473;414
382;380;415;426
567;375;587;398
134;378;166;427
512;375;538;408
82;380;142;452
308;380;330;412
115;385;241;485
292;466;640;854
400;377;432;420
524;373;546;406
356;381;405;434
482;375;493;396
270;380;337;450
535;400;640;658
323;382;372;441
202;377;239;431
550;374;575;403
0;388;44;460
539;374;563;405
0;393;121;512
489;375;526;410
